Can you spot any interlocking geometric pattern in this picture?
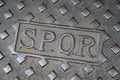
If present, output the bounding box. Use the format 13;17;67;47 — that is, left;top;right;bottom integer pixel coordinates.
0;0;120;80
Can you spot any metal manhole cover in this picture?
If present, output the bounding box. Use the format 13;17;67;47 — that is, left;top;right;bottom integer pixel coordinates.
0;0;120;80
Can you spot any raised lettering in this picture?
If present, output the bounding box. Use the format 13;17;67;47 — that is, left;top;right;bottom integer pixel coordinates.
20;28;36;49
76;35;95;58
39;30;55;51
59;33;75;55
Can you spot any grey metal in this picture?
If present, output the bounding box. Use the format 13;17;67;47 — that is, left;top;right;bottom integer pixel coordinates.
0;0;120;80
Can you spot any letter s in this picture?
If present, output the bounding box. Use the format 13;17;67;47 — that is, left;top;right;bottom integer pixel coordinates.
20;28;36;49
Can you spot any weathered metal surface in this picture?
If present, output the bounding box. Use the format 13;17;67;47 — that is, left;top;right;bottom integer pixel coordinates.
0;0;120;80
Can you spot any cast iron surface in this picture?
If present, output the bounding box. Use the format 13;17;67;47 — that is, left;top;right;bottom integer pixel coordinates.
0;0;120;80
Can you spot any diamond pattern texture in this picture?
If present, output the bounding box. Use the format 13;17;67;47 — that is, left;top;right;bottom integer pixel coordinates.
0;0;120;80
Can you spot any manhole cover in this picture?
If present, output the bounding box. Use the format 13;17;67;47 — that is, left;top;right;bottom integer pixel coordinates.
0;0;120;80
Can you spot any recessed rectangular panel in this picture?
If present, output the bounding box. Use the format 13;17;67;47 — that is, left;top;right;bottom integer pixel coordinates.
15;22;102;63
